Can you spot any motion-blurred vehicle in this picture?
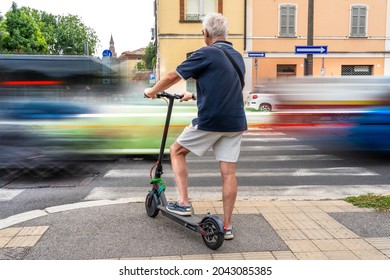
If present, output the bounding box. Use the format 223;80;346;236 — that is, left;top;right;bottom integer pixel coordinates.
0;54;125;101
1;55;197;170
264;76;390;124
245;86;276;112
348;106;390;152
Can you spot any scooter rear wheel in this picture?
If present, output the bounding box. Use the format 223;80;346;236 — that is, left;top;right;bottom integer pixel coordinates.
201;217;224;250
145;191;159;218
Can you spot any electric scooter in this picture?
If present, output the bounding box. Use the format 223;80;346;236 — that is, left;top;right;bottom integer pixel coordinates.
145;91;225;250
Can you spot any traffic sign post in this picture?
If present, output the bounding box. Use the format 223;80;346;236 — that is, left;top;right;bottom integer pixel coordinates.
295;46;328;76
248;52;266;85
295;46;328;55
102;49;113;57
248;52;266;58
149;73;156;85
102;49;113;85
254;58;258;84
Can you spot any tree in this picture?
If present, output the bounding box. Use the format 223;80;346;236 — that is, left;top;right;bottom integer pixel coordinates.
1;2;48;53
143;42;156;70
28;8;58;54
0;12;5;51
0;2;99;55
135;61;145;70
56;14;98;55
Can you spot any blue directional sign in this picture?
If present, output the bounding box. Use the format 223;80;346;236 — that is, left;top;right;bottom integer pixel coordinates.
295;46;328;54
248;51;266;58
102;49;113;57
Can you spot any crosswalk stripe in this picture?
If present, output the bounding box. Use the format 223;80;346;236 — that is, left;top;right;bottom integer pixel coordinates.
187;154;341;162
244;132;286;136
0;189;24;202
240;145;317;151
242;137;298;142
247;128;274;131
104;167;378;178
84;184;390;201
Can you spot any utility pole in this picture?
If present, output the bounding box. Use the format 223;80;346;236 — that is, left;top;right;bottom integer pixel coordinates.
306;0;314;76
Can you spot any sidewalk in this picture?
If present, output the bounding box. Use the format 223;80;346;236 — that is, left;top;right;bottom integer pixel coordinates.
0;199;389;260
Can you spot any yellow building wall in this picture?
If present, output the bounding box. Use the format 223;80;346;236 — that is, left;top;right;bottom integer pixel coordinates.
156;0;245;92
156;0;388;91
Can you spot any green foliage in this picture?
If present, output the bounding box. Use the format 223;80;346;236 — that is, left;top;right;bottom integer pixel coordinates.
345;193;390;212
0;2;99;55
135;61;145;70
143;42;156;70
56;14;98;55
1;3;48;53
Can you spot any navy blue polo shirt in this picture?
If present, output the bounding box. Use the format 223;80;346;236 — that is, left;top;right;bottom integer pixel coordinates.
176;41;247;132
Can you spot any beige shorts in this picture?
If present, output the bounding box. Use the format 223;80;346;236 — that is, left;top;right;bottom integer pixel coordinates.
176;124;243;162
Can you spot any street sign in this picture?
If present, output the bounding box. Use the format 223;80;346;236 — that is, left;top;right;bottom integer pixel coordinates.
295;46;328;54
248;52;266;58
102;49;113;57
149;73;156;85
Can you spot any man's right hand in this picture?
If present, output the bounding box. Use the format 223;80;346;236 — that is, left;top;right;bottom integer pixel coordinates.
144;88;155;99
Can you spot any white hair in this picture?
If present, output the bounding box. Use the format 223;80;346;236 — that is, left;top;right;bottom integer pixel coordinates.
202;13;228;38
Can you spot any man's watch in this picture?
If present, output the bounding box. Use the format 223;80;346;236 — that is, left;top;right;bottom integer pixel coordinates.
191;93;196;100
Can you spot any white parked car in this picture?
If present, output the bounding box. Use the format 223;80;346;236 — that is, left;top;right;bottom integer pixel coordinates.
245;87;276;112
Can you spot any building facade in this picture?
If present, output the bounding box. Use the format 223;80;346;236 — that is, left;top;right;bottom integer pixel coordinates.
154;0;246;93
155;0;390;91
118;48;146;81
248;0;390;87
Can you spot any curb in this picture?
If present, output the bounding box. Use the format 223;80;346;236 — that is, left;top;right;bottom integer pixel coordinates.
0;198;141;230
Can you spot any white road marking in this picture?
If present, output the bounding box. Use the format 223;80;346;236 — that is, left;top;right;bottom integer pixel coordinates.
104;167;378;178
0;189;24;202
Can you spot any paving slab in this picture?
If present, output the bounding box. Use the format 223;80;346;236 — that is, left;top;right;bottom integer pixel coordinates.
13;203;288;260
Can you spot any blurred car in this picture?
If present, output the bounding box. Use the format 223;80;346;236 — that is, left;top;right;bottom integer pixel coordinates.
264;76;390;124
245;86;276;112
0;54;193;168
348;106;390;152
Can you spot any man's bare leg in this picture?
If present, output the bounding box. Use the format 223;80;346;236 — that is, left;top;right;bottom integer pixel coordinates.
170;141;191;205
220;161;238;228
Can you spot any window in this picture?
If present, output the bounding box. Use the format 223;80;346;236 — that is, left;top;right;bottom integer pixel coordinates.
277;65;296;77
181;0;221;22
341;65;373;76
279;4;296;37
350;5;367;37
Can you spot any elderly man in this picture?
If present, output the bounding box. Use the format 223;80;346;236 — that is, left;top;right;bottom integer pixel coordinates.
144;12;246;240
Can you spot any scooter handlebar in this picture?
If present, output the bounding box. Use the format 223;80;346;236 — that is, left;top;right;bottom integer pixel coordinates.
157;92;183;99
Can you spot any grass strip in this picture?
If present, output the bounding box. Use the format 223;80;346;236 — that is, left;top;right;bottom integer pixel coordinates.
345;193;390;212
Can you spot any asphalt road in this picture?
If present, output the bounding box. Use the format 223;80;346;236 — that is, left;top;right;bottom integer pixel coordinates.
1;125;390;219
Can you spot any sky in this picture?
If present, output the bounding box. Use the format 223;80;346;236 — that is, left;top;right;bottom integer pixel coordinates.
0;0;155;57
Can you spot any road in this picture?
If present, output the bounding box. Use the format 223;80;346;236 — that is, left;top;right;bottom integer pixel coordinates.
1;124;390;219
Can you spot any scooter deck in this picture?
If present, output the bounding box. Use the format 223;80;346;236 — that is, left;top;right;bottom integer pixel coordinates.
157;204;202;232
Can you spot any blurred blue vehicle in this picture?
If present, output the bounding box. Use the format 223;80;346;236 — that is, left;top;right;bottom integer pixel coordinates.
1;101;92;120
348;106;390;152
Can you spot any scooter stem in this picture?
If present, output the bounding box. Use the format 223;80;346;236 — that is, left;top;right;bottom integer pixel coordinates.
155;92;176;178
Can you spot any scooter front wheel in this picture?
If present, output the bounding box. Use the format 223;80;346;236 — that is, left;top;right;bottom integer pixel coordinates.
145;191;160;218
201;217;224;250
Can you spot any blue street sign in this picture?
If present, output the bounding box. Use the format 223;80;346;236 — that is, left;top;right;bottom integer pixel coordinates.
102;49;113;57
248;52;266;58
295;46;328;54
